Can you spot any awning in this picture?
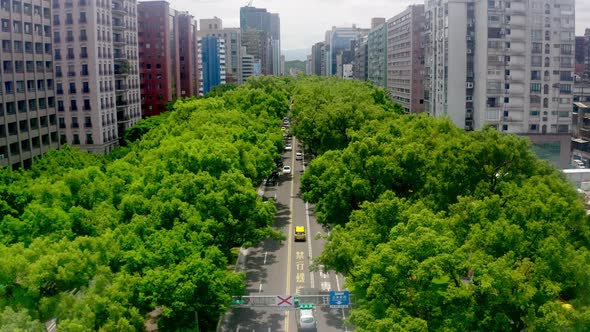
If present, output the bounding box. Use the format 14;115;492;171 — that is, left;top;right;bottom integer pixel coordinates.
574;102;590;108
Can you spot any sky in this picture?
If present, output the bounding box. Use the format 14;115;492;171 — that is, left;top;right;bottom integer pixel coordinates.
169;0;590;54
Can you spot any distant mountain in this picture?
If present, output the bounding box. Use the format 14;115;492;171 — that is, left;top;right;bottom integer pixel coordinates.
283;48;309;61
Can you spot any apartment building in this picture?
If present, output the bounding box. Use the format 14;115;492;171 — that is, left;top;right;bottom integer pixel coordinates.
0;0;59;168
198;35;226;95
310;41;324;76
572;81;590;164
367;18;387;88
177;12;198;97
576;29;590;79
52;0;141;153
325;26;363;76
198;17;242;84
241;46;254;81
137;2;199;116
424;0;574;167
387;5;424;113
353;34;367;81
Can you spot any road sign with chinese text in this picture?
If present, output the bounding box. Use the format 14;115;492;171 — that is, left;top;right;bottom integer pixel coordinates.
329;290;350;308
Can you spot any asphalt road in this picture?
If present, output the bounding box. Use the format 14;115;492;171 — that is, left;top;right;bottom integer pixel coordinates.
220;138;352;332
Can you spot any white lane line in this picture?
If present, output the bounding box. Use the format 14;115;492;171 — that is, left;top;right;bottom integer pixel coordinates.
263;251;268;265
259;284;262;293
302;146;315;289
305;202;314;289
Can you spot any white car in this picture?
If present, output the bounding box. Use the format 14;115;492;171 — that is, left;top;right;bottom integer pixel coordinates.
285;144;292;151
282;165;291;174
296;152;303;160
297;306;316;330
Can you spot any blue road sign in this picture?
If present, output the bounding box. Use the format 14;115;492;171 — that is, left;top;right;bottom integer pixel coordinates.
329;290;350;308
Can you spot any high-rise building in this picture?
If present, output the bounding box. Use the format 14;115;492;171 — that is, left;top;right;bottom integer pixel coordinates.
240;6;280;76
387;5;424;113
424;0;574;167
53;0;141;153
325;26;365;76
353;34;368;81
177;12;199;98
199;17;242;84
310;41;324;76
198;36;226;95
367;21;387;88
137;1;199;116
0;0;59;168
575;29;590;80
241;46;254;82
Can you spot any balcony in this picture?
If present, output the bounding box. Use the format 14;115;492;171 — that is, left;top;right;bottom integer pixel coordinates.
80;70;89;76
112;6;126;16
112;22;125;30
67;71;76;77
71;123;79;128
113;37;125;46
79;35;87;42
113;52;126;60
80;53;88;59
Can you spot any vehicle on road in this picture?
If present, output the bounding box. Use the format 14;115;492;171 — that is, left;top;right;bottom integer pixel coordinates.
285;143;292;151
294;226;306;241
296;152;303;160
297;304;316;330
282;165;292;174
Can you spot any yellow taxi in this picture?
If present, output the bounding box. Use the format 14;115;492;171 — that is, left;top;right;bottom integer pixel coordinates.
294;226;306;241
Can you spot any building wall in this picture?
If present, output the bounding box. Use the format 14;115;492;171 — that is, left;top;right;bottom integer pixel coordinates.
387;5;424;113
199;17;242;84
0;0;59;168
53;0;140;154
200;36;222;95
576;31;590;79
177;13;198;97
367;23;387;88
311;41;324;75
138;1;173;116
425;0;574;137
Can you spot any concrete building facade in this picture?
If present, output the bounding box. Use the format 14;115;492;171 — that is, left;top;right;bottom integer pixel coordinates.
240;6;280;76
0;0;59;168
138;2;200;116
367;22;387;88
137;1;176;116
424;0;575;167
199;17;242;84
310;41;324;76
575;29;590;80
387;5;424;113
53;0;141;153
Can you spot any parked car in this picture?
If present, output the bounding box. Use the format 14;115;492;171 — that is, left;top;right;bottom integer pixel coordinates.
285;144;292;151
296;152;303;160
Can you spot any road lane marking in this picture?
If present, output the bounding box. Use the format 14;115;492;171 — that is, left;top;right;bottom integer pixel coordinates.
296;273;305;283
263;251;268;265
259;284;262;293
284;142;296;332
305;201;314;289
296;251;304;260
296;263;304;271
